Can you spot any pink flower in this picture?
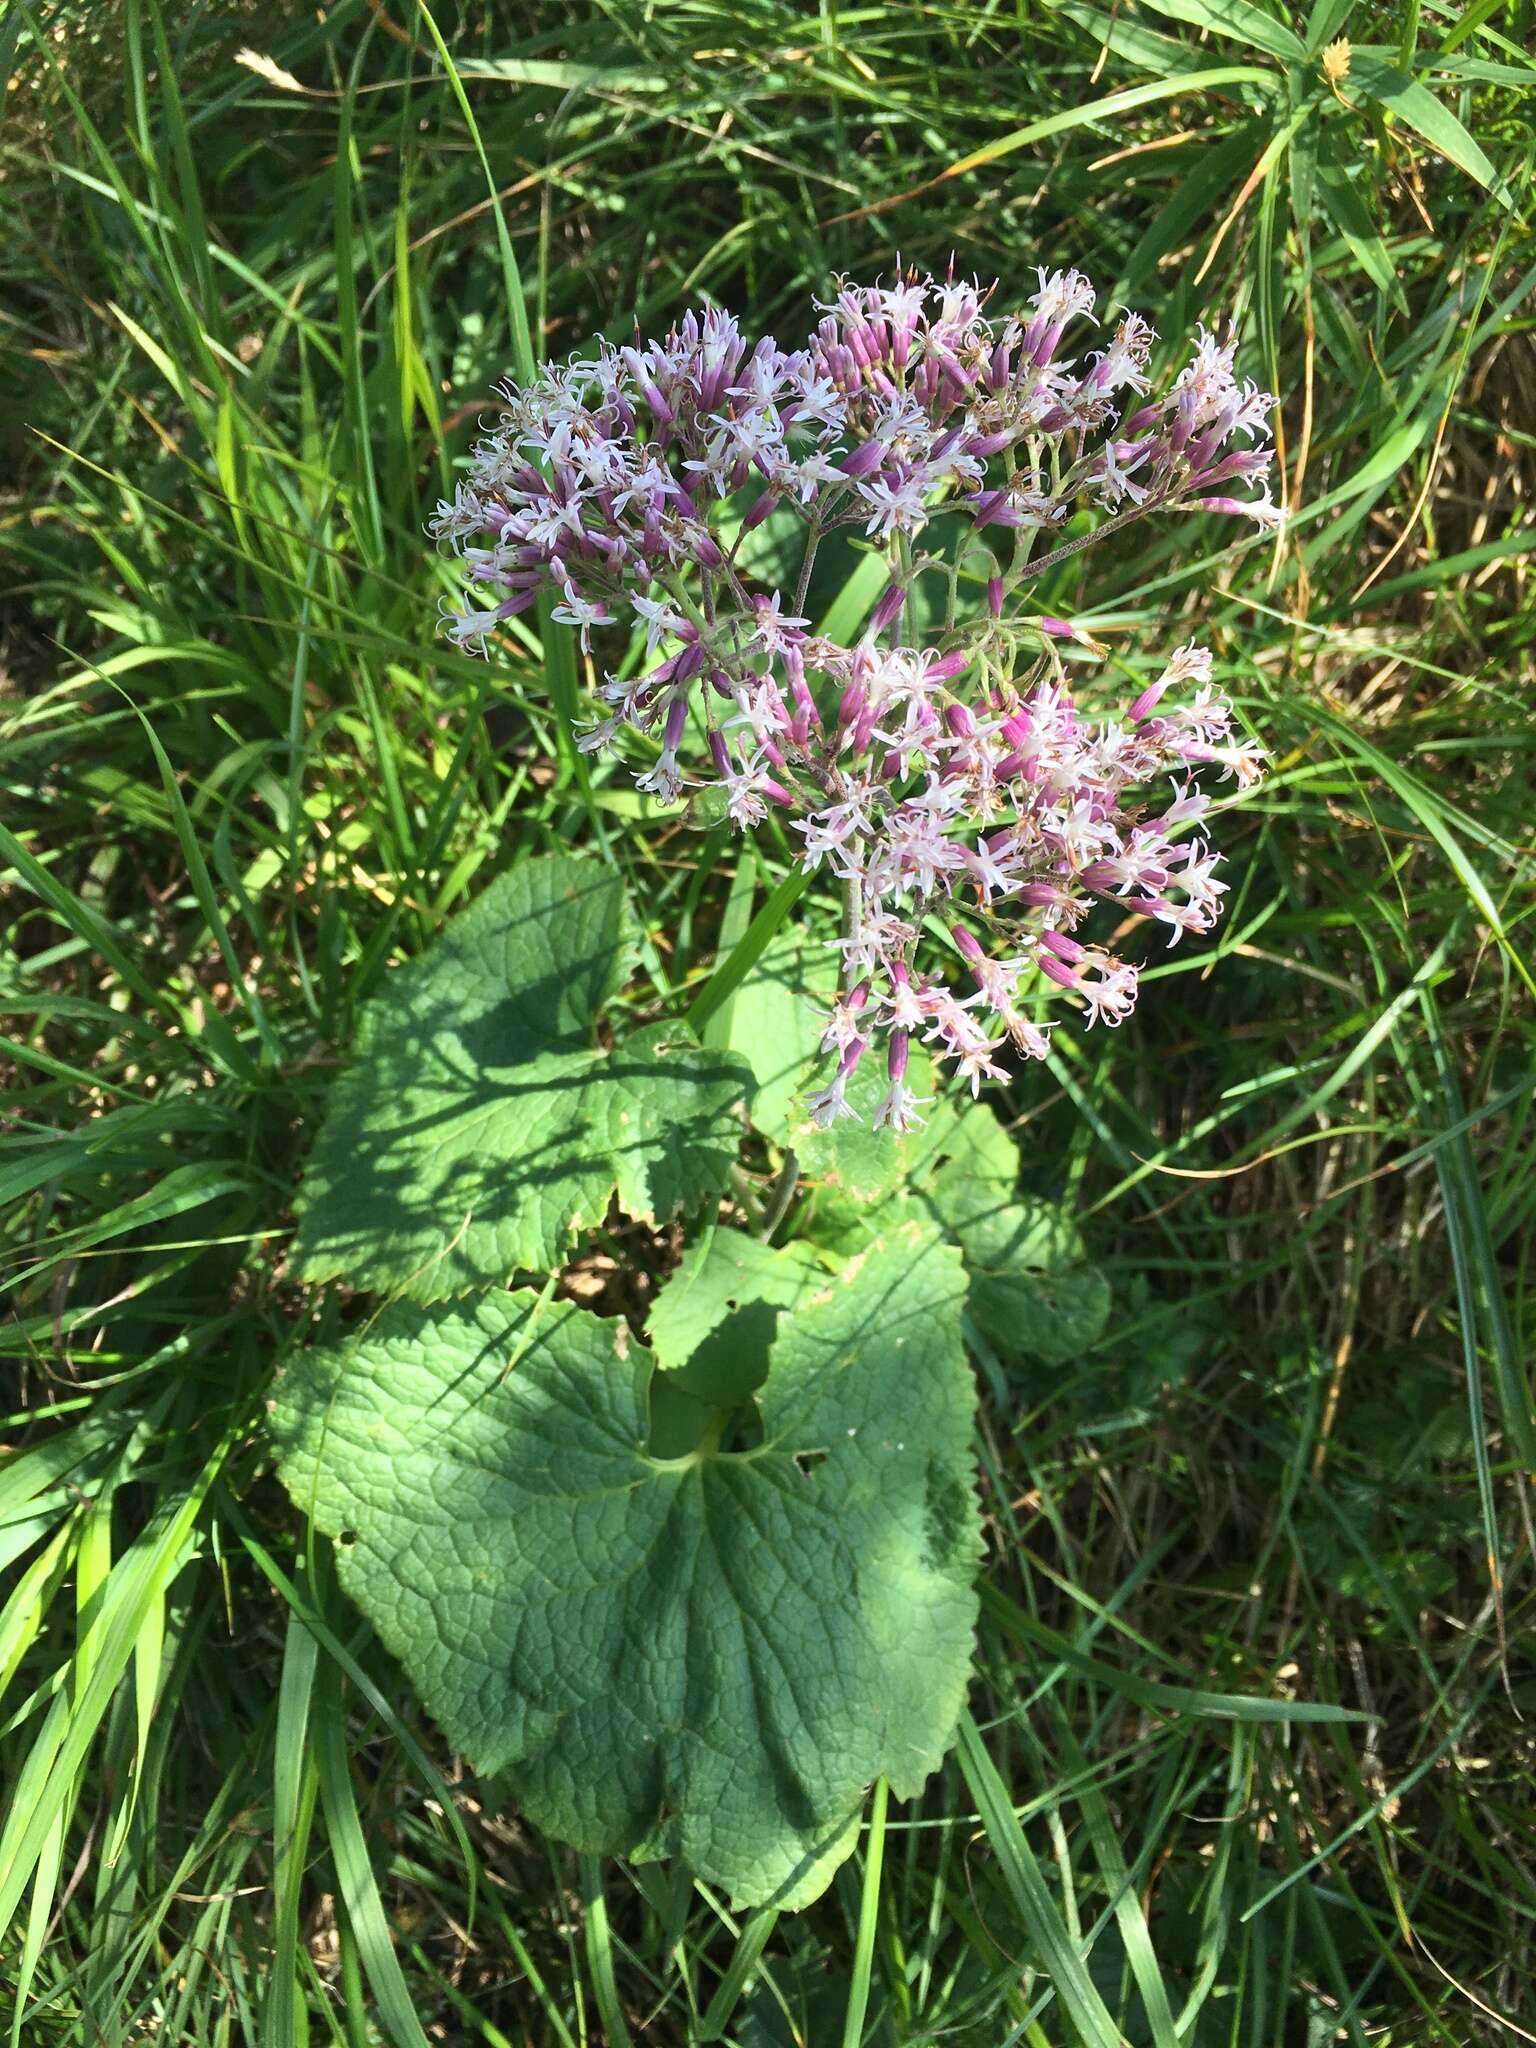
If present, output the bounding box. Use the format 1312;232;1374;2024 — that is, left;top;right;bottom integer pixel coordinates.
432;265;1273;1125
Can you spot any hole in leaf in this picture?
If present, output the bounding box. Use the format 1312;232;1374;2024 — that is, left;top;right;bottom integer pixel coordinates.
338;1530;358;1546
793;1448;828;1477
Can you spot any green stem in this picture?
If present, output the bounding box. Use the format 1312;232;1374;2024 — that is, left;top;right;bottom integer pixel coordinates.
840;872;864;995
729;1163;766;1229
758;1149;800;1243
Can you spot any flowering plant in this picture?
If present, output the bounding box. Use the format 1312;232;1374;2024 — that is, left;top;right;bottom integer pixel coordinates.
433;268;1275;1132
281;271;1284;1909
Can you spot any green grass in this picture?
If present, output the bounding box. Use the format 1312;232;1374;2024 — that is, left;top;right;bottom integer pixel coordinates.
2;0;1534;2040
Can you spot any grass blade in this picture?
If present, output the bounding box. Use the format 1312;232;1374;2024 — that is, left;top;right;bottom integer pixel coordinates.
312;1654;433;2048
957;1713;1127;2048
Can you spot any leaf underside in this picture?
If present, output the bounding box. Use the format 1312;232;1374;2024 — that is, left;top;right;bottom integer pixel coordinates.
271;1227;981;1908
292;855;752;1298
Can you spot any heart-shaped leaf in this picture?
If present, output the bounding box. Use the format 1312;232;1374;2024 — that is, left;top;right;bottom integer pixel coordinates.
271;1226;981;1908
292;856;751;1298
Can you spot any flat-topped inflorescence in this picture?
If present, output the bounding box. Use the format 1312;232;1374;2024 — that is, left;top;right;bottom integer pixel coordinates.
432;267;1275;1129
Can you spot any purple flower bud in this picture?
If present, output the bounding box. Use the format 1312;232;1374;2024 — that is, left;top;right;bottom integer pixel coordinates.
620;347;674;430
1032;322;1070;367
944;702;974;739
988;577;1005;618
836;680;867;731
888;1030;910;1084
951;924;983;963
846;321;878;370
968;490;1022;530
868;584;907;636
1127;677;1170;724
927;650;969;683
788;673;819;742
1038;951;1081;991
742;489;779;531
927;342;966;386
708;728;732;778
824;339;856;387
1040;930;1086;966
1192;495;1282;527
663;695;688;752
838;438;886;480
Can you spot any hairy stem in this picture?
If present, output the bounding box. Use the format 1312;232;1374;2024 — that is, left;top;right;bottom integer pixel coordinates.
840;872;863;994
1012;501;1154;583
758;1148;800;1243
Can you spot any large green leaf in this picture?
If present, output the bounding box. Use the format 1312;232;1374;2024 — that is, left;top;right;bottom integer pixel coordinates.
644;1227;831;1455
812;1099;1109;1364
292;856;751;1298
724;936;1108;1359
271;1228;981;1908
646;1227;828;1413
908;1106;1112;1367
726;937;940;1201
719;930;827;1144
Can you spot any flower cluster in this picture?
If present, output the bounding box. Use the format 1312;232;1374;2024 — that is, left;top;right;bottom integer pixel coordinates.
433;267;1275;1129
